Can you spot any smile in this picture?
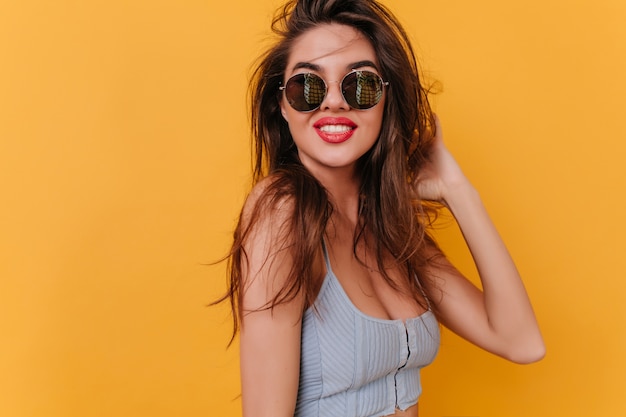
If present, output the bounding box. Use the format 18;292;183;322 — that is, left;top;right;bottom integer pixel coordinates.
314;117;357;144
318;124;354;133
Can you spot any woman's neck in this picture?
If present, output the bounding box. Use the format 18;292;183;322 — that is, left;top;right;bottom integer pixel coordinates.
312;167;361;222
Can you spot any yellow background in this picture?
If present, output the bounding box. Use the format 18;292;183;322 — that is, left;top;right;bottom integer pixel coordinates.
1;0;624;416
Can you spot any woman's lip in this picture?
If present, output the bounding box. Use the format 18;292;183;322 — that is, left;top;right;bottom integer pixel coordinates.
313;117;357;128
313;117;357;144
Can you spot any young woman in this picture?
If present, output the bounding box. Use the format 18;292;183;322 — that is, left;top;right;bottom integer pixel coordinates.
220;1;545;416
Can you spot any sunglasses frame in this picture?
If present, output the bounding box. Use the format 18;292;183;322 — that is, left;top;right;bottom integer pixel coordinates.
278;70;389;112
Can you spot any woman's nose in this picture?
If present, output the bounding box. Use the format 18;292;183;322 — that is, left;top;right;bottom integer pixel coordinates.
321;81;348;111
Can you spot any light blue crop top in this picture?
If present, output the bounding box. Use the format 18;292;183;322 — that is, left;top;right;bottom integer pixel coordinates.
295;246;440;417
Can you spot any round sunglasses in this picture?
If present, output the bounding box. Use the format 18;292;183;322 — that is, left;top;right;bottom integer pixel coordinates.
279;70;389;112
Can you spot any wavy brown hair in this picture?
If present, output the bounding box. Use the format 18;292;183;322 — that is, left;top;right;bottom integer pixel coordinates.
218;0;441;340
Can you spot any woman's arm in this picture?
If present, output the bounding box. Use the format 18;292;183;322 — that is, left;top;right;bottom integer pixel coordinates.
238;185;303;417
418;117;545;363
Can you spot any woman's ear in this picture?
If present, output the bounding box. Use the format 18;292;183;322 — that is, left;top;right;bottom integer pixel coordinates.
278;94;289;124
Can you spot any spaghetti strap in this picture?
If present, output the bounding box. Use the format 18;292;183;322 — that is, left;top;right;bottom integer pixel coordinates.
321;239;332;271
415;274;432;311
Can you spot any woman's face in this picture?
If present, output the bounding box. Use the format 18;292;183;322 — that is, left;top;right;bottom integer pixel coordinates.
280;23;385;180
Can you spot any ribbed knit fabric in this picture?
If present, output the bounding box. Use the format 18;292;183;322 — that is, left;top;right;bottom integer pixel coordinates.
294;247;440;417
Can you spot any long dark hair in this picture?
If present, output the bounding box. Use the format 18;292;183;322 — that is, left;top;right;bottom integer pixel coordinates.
219;0;441;339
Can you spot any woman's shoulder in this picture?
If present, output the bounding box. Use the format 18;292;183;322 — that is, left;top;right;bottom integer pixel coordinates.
239;173;299;244
240;168;327;246
244;174;296;217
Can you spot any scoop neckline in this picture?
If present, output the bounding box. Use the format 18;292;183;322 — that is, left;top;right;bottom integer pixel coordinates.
320;262;433;326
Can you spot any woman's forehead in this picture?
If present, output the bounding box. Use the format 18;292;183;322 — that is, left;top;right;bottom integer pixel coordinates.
286;23;378;75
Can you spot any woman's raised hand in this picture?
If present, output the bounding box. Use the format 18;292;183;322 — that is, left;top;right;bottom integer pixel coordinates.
415;115;471;206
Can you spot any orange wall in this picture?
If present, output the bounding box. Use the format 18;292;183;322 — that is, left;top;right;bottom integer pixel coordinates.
1;1;624;416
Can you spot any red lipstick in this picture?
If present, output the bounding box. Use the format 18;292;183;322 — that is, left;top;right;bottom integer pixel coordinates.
313;117;357;144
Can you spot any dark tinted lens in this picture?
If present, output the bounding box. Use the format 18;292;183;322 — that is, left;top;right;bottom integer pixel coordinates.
284;73;326;112
342;71;384;109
